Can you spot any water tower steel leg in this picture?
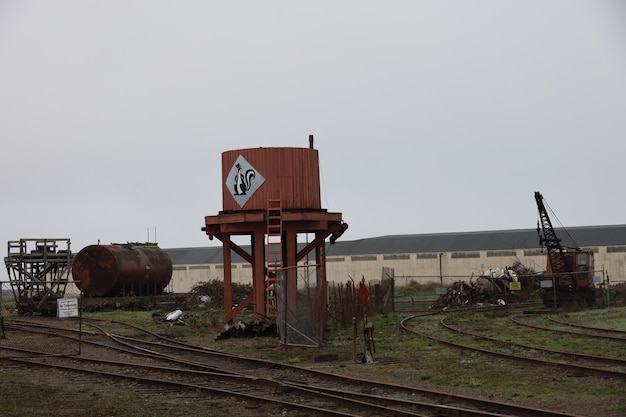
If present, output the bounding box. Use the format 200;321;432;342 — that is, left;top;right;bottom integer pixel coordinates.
252;229;266;320
286;228;298;321
316;233;328;330
222;236;233;324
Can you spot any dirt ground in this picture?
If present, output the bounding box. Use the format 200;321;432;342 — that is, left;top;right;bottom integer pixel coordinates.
2;346;623;417
2;316;625;417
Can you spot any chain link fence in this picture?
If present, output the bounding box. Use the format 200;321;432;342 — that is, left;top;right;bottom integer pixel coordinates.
275;264;323;347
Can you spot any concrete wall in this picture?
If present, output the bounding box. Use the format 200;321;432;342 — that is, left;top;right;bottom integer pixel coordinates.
166;245;626;293
45;245;626;295
169;263;253;293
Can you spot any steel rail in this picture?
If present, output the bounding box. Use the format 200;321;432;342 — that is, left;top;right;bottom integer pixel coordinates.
440;316;626;371
5;324;425;416
8;356;363;417
430;315;626;380
95;321;590;417
90;326;539;416
401;315;589;417
1;330;485;417
3;317;572;417
546;315;626;337
510;314;626;343
3;321;240;376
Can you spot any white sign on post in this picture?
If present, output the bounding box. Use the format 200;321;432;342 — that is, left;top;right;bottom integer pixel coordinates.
435;287;448;295
57;298;79;318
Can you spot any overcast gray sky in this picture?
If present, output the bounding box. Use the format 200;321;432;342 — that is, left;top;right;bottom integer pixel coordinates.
1;1;625;257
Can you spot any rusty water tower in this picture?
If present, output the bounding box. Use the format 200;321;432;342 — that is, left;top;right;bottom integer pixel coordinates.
202;138;347;331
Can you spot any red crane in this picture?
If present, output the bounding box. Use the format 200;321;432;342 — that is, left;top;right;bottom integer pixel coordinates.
535;191;596;307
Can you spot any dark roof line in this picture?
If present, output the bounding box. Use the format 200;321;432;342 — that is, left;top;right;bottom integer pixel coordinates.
164;224;626;265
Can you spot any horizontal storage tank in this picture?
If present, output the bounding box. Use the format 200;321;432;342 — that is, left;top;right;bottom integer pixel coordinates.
222;147;321;212
72;243;172;297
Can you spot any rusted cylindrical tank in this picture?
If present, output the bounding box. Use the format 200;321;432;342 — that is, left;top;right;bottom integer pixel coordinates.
72;243;172;297
222;147;321;211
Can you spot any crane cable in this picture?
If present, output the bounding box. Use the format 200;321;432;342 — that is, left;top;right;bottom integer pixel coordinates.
539;197;580;250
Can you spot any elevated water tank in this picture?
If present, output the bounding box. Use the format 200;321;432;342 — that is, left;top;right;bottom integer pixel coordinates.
221;147;321;212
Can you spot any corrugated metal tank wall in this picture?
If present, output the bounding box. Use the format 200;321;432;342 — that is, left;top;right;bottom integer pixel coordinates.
221;147;321;211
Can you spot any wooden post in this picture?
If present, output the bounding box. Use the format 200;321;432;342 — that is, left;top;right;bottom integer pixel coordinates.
352;316;357;362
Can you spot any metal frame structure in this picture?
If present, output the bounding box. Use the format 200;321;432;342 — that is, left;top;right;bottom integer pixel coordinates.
203;209;346;326
205;144;347;343
535;192;571;276
4;238;72;315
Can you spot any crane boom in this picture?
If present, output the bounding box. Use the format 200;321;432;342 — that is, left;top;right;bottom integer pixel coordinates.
534;191;570;277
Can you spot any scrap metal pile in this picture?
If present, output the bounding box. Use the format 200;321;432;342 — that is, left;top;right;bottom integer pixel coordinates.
215;320;277;340
431;260;540;309
430;280;501;309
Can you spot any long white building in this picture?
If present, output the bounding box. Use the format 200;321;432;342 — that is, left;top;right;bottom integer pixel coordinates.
164;225;626;293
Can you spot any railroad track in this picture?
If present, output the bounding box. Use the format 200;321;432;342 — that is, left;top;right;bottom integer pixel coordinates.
402;309;626;380
2;317;580;417
440;316;626;379
510;313;626;343
545;315;626;337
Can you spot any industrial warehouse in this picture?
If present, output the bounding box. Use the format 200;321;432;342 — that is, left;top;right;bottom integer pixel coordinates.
164;224;626;294
6;224;625;308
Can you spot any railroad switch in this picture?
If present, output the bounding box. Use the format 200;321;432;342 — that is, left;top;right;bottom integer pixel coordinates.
363;321;375;363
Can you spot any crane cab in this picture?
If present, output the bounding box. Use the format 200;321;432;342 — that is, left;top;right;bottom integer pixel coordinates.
543;250;595;306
